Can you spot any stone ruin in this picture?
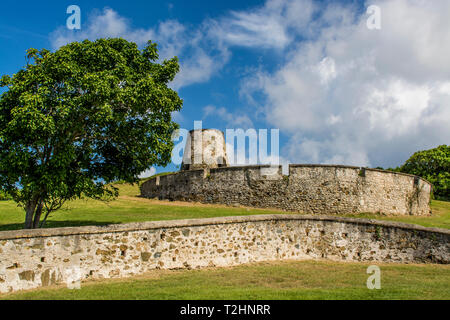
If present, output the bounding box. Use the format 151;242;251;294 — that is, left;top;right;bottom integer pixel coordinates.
141;129;432;216
181;129;228;171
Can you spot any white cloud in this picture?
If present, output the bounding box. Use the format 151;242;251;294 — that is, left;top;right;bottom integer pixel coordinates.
203;105;254;129
47;1;450;168
170;43;230;90
47;1;314;90
171;111;185;125
50;8;228;89
207;0;316;49
241;0;450;168
316;57;337;84
139;167;156;179
51;8;155;49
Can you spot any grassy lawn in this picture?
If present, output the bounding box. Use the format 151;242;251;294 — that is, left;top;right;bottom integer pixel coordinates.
0;182;449;231
1;184;449;300
343;200;450;229
0;183;290;231
1;260;449;300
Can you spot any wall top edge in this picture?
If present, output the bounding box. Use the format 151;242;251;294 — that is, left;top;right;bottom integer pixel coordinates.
288;164;431;185
289;164;361;169
0;214;447;241
210;165;280;172
188;129;224;133
143;164;431;187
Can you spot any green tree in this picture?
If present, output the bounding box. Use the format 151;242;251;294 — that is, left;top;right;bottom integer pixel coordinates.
0;190;11;201
0;38;182;229
400;145;450;200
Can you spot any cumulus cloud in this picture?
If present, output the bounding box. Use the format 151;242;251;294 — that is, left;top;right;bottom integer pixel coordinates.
241;0;450;168
51;8;155;49
50;8;229;89
47;1;315;89
138;167;156;179
48;1;450;168
170;42;230;90
203;105;254;129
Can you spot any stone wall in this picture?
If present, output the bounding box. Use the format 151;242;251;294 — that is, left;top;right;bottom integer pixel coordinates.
141;165;432;216
0;215;448;293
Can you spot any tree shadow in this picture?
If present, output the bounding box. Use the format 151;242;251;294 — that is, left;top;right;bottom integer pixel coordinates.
0;220;117;232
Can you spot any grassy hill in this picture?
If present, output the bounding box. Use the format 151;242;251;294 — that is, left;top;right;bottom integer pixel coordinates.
1;181;449;300
0;182;449;231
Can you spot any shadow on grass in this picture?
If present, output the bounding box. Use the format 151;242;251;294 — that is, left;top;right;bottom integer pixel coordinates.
0;220;116;232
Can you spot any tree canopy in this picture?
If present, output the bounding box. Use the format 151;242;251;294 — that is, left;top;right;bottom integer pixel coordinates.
400;145;449;200
0;38;183;229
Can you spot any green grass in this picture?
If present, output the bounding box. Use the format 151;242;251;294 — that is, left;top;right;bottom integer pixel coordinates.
342;200;450;229
2;260;449;300
0;182;449;231
1;184;449;300
0;183;291;231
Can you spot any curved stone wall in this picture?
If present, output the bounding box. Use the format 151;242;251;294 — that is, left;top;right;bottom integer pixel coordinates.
0;215;448;293
141;165;432;216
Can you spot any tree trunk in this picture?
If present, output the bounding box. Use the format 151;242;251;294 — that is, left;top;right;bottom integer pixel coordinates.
32;201;43;229
24;199;37;229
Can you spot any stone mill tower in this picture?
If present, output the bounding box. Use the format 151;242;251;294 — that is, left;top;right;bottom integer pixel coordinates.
181;129;229;171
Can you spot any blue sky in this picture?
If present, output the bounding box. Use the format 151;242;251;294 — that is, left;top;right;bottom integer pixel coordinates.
1;0;449;176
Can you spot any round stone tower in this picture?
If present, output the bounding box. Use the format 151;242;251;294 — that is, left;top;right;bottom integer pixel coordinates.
181;129;229;171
